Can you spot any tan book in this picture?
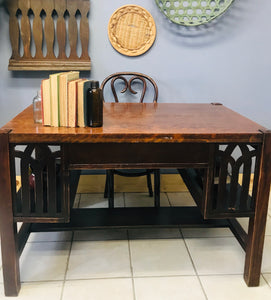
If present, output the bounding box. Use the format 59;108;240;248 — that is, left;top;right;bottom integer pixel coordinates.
68;79;82;127
77;79;88;127
59;71;80;127
41;79;51;126
49;72;65;127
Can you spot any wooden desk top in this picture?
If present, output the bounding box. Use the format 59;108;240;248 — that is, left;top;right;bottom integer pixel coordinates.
1;103;267;143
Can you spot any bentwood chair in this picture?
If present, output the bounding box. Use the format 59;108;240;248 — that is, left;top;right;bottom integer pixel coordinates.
101;72;160;208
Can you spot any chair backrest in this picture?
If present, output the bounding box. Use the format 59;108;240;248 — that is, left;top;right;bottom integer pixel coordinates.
101;72;158;103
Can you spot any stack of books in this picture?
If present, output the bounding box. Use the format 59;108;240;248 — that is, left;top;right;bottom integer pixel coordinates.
41;71;93;127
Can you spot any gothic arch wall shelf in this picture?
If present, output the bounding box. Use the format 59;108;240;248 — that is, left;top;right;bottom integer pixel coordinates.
7;0;91;71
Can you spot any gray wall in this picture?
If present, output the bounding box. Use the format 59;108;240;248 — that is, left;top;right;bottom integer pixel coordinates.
0;0;271;128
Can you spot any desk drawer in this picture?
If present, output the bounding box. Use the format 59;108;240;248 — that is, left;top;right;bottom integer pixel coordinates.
64;143;210;169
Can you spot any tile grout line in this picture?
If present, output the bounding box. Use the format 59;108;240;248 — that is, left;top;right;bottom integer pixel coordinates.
261;273;271;290
59;231;75;300
19;272;253;284
179;227;209;300
178;236;237;240
127;229;137;300
164;192;171;206
76;193;82;208
165;192;173;207
59;190;80;300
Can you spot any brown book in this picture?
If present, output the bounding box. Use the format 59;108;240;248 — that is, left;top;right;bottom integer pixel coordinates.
41;79;51;126
77;79;88;127
59;71;80;127
68;79;82;127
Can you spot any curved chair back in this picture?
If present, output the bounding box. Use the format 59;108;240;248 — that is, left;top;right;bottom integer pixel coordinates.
101;72;158;103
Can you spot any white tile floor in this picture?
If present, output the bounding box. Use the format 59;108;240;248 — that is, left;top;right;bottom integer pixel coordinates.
0;192;271;299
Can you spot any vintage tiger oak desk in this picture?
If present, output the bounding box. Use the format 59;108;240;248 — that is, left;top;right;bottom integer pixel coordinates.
0;103;271;296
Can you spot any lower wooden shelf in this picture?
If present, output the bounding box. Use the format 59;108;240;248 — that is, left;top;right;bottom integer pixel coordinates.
9;59;91;71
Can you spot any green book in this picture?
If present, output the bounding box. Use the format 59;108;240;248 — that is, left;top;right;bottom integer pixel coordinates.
49;72;65;127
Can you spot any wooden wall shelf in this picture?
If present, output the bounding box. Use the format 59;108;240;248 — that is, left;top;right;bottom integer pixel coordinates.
7;0;91;71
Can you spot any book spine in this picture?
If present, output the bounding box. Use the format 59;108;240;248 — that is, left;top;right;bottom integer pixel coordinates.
41;82;44;125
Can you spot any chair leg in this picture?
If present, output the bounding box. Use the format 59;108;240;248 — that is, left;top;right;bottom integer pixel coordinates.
146;171;153;197
154;169;160;207
104;172;109;198
108;170;114;208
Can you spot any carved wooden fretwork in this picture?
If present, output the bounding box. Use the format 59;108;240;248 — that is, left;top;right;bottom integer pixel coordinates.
179;143;261;219
211;144;261;215
7;0;91;71
10;144;69;222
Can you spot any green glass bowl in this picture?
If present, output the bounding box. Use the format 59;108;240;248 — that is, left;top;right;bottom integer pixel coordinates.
155;0;234;26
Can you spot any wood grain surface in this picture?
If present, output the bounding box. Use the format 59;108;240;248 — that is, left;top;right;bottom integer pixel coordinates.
1;103;266;144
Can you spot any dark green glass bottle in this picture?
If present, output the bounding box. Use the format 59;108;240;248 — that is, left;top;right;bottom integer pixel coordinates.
87;81;103;127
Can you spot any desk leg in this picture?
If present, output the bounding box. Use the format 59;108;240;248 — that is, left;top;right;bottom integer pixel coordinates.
0;130;21;296
244;131;271;286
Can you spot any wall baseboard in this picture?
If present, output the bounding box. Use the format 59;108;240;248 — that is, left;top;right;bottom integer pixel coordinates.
77;173;256;193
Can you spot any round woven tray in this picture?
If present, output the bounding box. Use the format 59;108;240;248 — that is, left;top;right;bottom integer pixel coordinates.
108;5;156;56
155;0;234;26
